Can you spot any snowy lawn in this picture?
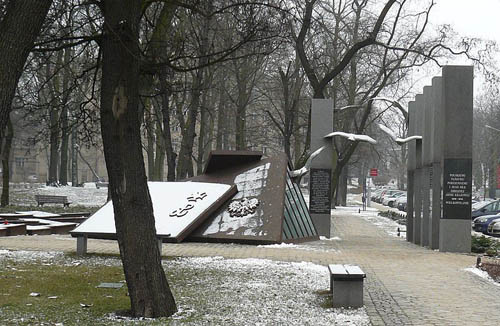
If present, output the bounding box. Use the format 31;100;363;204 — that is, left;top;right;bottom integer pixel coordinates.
5;183;108;207
0;250;369;326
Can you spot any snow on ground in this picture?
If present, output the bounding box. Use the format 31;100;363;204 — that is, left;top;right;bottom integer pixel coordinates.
8;183;108;207
465;266;500;287
35;183;108;207
166;256;370;325
0;250;370;325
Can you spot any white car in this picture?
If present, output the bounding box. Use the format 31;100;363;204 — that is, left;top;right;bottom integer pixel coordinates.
487;218;500;236
382;192;405;207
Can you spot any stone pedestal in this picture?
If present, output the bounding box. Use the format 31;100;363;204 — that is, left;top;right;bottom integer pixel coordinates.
309;99;333;237
429;77;443;250
439;66;473;253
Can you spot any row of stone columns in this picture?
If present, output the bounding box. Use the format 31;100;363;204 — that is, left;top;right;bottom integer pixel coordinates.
407;65;473;253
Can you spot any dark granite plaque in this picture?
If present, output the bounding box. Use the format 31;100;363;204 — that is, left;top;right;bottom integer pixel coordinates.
442;158;472;219
309;168;331;214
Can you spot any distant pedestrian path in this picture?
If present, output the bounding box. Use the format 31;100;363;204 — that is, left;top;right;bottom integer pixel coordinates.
1;206;499;325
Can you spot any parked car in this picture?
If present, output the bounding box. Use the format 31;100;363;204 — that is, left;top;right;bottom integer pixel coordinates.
371;189;384;202
471;199;500;219
378;190;403;205
382;192;405;207
472;199;495;211
473;213;500;234
396;196;407;211
487;218;500;237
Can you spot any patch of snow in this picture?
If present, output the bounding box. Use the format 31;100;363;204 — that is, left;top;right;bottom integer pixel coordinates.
72;182;233;239
324;131;377;144
35;185;108;207
258;243;299;249
465;267;500;286
320;236;341;241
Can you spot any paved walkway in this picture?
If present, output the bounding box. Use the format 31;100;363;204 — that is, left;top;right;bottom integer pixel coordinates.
1;208;499;325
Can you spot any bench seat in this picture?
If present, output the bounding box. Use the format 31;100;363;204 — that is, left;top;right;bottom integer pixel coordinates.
328;264;366;308
35;195;71;207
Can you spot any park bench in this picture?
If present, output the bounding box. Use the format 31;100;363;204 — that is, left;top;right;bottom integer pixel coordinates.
35;195;71;207
328;264;366;308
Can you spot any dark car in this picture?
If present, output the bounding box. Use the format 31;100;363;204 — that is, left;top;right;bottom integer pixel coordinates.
473;213;500;234
471;200;500;219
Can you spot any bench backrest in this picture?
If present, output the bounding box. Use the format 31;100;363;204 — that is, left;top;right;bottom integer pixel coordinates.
35;195;68;203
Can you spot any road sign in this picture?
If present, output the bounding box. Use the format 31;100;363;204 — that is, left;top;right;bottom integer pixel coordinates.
369;168;378;177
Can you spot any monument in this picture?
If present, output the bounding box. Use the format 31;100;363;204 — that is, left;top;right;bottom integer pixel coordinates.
406;65;472;253
439;66;473;252
309;99;334;237
71;150;319;253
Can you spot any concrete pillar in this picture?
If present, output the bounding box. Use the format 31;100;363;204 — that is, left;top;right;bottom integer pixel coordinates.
413;94;424;245
76;236;87;256
406;101;417;243
158;238;163;255
439;66;473;253
309;99;334;237
421;86;432;247
429;77;443;249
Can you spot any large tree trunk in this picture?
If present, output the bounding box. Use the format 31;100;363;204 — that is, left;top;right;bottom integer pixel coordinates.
48;106;59;184
59;106;69;185
1;118;13;206
145;102;155;180
159;75;176;181
176;69;201;180
216;72;227;150
0;0;53;140
71;127;78;185
153;120;165;180
59;45;72;186
99;0;176;317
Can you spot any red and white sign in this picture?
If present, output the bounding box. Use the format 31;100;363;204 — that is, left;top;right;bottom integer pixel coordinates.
369;168;378;177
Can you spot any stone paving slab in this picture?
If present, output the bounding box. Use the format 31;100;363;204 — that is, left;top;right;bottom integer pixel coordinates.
1;208;499;325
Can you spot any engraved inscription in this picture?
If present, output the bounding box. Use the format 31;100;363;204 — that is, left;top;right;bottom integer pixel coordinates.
309;168;331;214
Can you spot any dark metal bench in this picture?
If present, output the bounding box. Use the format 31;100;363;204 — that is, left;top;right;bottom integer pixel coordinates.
328;264;366;308
35;195;71;207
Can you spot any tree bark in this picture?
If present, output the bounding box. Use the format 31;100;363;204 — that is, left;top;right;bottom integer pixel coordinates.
1;118;13;206
99;0;176;317
216;71;227;150
48;105;59;184
59;106;69;185
71;127;78;185
159;74;176;181
0;0;53;140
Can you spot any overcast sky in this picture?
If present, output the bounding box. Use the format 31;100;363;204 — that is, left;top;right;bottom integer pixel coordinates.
432;0;500;42
411;0;500;91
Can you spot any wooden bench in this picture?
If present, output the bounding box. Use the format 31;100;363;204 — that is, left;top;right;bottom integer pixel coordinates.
328;264;366;308
35;195;71;207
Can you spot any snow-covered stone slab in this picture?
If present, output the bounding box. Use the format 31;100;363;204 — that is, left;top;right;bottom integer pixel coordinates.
71;182;236;242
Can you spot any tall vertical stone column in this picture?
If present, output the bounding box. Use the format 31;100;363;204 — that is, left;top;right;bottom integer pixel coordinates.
406;101;416;243
429;77;443;249
421;86;432;247
413;94;424;245
309;99;334;237
439;66;473;253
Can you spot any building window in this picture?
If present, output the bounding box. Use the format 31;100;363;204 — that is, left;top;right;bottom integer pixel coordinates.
15;157;25;168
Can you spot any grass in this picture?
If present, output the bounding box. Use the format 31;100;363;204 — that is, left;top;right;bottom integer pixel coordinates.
0;255;131;325
0;254;347;326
